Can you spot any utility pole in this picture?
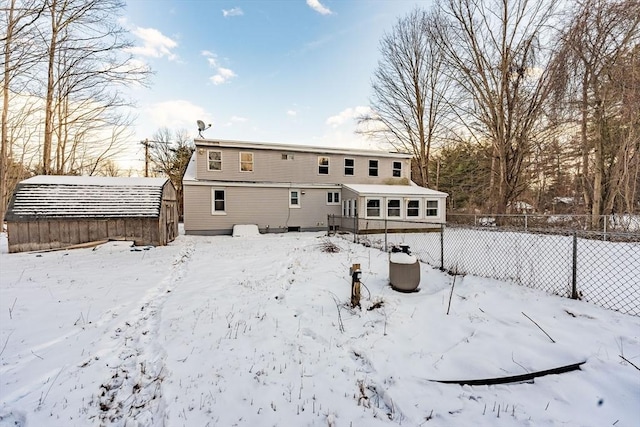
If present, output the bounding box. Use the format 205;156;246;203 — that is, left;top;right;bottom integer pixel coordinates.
141;138;151;177
141;138;170;177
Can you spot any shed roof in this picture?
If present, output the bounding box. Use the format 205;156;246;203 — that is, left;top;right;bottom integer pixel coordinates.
6;176;170;221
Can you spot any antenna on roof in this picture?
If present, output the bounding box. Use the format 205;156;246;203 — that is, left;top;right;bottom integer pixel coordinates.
197;120;211;138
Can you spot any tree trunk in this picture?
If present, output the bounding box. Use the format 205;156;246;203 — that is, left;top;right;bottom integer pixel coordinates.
43;0;58;175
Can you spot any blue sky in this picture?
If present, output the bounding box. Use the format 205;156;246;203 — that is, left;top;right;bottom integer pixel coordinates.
120;0;433;169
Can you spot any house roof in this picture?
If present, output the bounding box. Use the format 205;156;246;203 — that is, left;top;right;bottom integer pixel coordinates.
194;138;413;159
343;183;448;197
6;176;170;221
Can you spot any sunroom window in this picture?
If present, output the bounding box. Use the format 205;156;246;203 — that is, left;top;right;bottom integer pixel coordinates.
426;200;438;217
366;199;381;217
387;199;401;217
407;200;420;217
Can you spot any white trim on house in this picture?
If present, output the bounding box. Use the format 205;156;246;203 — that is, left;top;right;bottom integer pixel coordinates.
211;188;227;215
239;151;254;172
289;189;301;208
207;149;223;171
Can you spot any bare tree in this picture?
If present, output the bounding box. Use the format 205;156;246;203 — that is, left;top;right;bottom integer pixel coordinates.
1;0;45;223
148;128;194;219
553;0;640;226
359;8;452;187
41;0;150;175
434;0;562;214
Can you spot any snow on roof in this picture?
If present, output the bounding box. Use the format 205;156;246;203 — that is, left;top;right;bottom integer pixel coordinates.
22;175;168;187
6;176;170;220
195;138;413;159
183;153;197;182
343;183;448;197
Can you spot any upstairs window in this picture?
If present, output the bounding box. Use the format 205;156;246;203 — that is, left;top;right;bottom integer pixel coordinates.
344;158;354;176
318;156;330;174
327;191;340;205
368;160;378;177
393;161;402;177
208;150;222;171
282;153;294;160
240;152;254;172
426;200;439;217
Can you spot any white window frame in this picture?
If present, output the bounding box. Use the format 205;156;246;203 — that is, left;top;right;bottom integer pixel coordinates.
353;199;357;217
327;191;340;205
365;198;382;218
211;188;226;215
392;161;402;177
406;199;421;218
426;199;439;217
318;156;330;175
387;198;402;218
289;189;301;208
239;152;254;172
368;159;379;177
208;150;222;171
342;200;348;216
344;158;355;176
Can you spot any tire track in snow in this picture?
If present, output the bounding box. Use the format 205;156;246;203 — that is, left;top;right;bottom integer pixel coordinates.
95;238;195;426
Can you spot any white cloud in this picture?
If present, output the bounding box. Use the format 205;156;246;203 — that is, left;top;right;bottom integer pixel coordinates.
128;27;178;61
287;110;297;117
210;68;237;85
202;51;237;85
145;100;212;131
231;116;248;123
326;106;371;128
222;7;244;17
306;0;332;15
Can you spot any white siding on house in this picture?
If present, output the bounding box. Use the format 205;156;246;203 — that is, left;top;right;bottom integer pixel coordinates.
184;182;341;234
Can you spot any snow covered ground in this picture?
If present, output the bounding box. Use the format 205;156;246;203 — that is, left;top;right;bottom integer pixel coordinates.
0;230;638;426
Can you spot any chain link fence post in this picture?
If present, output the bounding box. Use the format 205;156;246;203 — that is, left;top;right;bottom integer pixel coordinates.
571;231;578;299
353;215;357;243
384;218;388;252
440;223;445;271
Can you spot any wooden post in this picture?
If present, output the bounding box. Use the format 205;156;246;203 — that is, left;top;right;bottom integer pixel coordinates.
350;263;361;308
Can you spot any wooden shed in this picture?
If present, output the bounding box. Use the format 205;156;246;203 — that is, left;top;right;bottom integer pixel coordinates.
5;176;178;253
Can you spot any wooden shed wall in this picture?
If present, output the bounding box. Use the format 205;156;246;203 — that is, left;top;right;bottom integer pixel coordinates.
6;180;180;253
159;181;179;245
7;218;163;253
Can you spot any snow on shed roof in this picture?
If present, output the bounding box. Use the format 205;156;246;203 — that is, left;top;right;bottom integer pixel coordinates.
6;176;170;220
343;183;448;197
21;175;168;187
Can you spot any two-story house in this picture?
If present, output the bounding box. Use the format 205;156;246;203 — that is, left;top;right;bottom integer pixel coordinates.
182;138;448;235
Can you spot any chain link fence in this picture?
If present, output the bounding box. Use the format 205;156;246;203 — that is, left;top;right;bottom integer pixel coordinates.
329;215;640;316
